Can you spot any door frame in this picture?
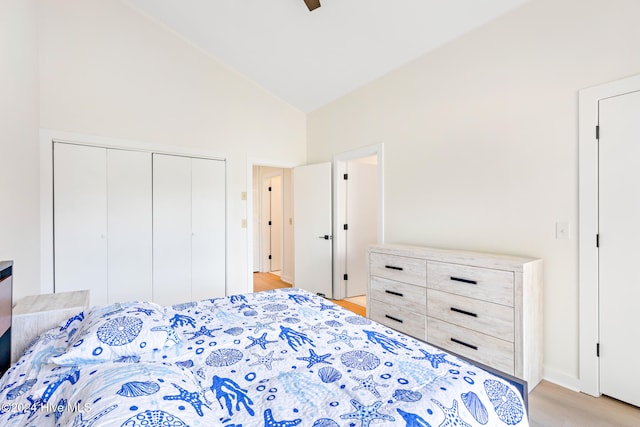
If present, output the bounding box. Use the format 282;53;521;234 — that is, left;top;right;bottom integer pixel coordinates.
246;158;298;292
578;74;640;396
333;143;384;300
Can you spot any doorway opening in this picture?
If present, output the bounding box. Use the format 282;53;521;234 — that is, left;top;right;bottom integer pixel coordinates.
251;165;293;292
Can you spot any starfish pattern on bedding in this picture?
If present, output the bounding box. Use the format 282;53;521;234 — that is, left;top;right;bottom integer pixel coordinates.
327;330;362;348
316;302;336;311
7;395;39;420
296;348;332;368
245;332;278;350
249;351;283;370
396;408;433;427
350;374;389;398
263;408;302;427
412;349;460;369
163;383;209;416
39;330;67;345
303;322;328;334
431;399;472;427
150;325;181;345
249;321;275;333
184;325;222;340
127;307;155;316
70;404;118;427
235;303;254;312
261;313;284;322
287;293;312;305
340;399;395;427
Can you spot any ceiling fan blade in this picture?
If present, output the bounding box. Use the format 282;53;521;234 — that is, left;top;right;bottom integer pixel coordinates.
303;0;321;11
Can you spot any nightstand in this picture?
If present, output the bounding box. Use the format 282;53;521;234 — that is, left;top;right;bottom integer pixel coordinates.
11;290;90;363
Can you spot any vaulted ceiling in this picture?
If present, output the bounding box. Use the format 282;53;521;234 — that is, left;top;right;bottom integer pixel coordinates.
126;0;530;112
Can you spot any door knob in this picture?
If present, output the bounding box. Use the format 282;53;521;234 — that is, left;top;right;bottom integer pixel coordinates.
318;235;332;240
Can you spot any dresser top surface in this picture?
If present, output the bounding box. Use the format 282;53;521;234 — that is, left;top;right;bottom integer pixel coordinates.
13;290;90;315
369;243;541;271
0;261;13;272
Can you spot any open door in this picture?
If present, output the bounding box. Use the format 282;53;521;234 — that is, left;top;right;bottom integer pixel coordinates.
293;162;333;298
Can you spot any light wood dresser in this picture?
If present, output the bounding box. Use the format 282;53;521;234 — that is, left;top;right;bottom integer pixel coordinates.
367;244;543;389
11;290;90;363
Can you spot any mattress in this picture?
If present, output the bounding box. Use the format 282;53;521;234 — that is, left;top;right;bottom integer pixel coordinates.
0;288;528;426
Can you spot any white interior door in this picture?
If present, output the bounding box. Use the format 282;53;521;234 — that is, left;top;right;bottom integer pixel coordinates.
153;154;192;306
293;162;332;297
191;157;226;300
599;89;640;407
107;149;152;303
54;143;108;306
345;158;378;297
270;175;282;272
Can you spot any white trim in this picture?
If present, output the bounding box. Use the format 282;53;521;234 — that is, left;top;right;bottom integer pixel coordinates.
578;74;640;397
39;128;230;296
246;157;300;293
543;366;580;393
332;143;385;300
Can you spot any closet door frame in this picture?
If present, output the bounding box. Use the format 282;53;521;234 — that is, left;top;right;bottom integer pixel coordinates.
40;130;227;297
579;73;640;396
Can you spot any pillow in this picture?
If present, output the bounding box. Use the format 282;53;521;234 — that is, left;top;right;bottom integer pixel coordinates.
49;301;180;366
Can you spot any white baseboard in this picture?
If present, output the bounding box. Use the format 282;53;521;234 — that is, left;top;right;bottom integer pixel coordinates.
280;275;293;285
542;365;581;392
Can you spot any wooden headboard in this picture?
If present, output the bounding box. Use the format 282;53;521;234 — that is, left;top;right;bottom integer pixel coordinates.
0;261;12;376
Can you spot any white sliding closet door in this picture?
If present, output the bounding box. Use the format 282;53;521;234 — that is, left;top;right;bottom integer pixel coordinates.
192;158;226;300
153;154;226;305
153;155;192;306
54;143;108;306
107;150;152;302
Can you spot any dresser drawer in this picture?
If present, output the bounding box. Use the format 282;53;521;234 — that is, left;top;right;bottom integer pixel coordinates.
369;299;426;340
427;317;514;375
370;276;426;315
370;252;426;287
427;261;514;306
427;289;514;341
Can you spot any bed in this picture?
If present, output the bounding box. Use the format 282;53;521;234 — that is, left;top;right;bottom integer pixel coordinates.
0;288;529;426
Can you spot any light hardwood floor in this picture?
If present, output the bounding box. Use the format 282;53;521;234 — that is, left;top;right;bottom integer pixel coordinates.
252;272;640;426
529;381;640;427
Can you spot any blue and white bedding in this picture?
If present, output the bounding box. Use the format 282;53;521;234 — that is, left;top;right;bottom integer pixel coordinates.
0;288;529;426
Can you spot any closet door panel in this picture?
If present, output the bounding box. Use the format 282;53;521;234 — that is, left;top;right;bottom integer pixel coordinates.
153;154;192;306
54;143;108;306
191;158;226;300
107;150;152;303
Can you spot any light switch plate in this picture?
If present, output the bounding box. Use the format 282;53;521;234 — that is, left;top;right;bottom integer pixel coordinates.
556;222;570;240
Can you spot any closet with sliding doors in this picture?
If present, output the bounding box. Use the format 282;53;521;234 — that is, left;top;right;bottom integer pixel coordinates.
53;142;226;307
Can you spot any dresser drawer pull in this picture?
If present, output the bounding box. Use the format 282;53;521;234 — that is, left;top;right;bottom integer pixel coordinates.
450;307;478;318
385;265;404;271
385;290;404;297
385;314;404;323
450;276;477;285
451;338;478;350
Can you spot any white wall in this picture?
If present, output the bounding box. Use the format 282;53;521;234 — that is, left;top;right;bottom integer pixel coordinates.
307;0;640;389
0;0;41;301
37;0;306;295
